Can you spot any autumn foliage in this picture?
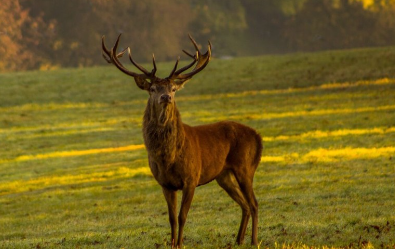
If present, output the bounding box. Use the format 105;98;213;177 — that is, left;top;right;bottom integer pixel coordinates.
1;0;395;72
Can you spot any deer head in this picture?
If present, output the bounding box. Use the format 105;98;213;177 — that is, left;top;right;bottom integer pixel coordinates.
102;34;211;126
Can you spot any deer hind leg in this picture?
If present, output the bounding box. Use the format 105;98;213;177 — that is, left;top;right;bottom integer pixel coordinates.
216;170;251;245
237;177;259;245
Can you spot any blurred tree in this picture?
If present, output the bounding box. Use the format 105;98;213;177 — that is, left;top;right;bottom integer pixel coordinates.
283;0;376;51
22;0;192;67
0;0;52;71
0;0;27;71
278;0;307;15
2;0;395;71
189;0;248;57
241;0;287;54
369;0;395;45
92;0;193;62
21;0;89;67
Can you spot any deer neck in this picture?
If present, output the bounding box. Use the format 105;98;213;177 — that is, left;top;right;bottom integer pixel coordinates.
142;99;185;165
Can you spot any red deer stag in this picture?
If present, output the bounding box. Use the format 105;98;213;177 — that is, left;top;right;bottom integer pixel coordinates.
102;34;263;248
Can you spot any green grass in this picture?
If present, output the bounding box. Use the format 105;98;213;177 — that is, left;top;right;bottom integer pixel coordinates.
1;46;395;248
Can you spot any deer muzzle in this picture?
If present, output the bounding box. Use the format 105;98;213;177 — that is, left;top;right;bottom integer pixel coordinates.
160;94;172;104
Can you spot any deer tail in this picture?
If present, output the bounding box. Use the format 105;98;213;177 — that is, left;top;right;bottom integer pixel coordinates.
253;132;263;168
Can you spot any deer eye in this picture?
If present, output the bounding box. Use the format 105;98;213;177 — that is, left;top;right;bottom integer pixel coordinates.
150;87;155;93
172;88;177;92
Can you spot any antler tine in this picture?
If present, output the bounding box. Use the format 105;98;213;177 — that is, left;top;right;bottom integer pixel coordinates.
152;54;157;76
127;48;151;76
102;52;112;64
117;47;128;58
188;34;200;53
168;57;180;79
101;34;139;77
101;35;112;63
102;35;127;64
193;40;211;69
180;44;210;80
171;51;198;78
111;33;123;56
182;49;195;59
170;35;211;82
179;34;202;61
111;35;128;58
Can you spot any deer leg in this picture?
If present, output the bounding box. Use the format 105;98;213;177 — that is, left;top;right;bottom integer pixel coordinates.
238;179;259;245
177;185;195;248
216;170;250;245
162;187;177;248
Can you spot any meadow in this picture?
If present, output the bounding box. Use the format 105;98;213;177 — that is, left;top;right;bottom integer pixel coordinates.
0;46;394;249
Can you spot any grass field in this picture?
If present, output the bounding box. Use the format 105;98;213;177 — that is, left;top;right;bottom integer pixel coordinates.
0;46;394;249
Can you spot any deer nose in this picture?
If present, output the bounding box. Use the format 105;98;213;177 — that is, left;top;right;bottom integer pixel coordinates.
160;94;172;103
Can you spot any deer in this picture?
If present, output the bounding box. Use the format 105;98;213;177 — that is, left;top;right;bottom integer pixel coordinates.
101;34;263;248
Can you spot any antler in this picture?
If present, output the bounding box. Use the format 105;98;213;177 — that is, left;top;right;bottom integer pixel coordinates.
167;34;212;83
102;33;211;86
102;34;157;80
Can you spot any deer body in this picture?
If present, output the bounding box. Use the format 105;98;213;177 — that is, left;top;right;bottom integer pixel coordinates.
144;105;261;189
102;34;262;247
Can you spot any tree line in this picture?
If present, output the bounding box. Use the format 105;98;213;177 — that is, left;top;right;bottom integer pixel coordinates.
1;0;394;72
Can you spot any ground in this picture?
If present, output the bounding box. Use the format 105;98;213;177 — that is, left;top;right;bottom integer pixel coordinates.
0;46;394;248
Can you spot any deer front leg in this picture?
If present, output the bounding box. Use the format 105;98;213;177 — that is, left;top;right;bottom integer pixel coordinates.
162;187;177;248
177;185;195;248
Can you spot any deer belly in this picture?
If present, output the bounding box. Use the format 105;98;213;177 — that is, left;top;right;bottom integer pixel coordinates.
198;161;226;185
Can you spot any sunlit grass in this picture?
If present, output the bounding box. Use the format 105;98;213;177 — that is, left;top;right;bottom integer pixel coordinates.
1;48;394;248
0;117;141;135
261;146;395;163
273;241;375;249
4;127;117;141
303;146;395;162
0;166;151;196
1;77;392;113
262;126;395;142
200;104;395;122
178;77;395;102
2;125;393;164
0;145;145;164
0;101;109;112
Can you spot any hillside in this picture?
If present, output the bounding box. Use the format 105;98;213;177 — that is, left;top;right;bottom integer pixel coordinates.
0;47;394;248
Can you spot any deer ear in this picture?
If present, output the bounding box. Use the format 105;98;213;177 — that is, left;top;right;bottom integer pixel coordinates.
134;76;151;90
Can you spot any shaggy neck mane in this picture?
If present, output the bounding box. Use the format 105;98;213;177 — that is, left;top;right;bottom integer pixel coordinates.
143;99;185;165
